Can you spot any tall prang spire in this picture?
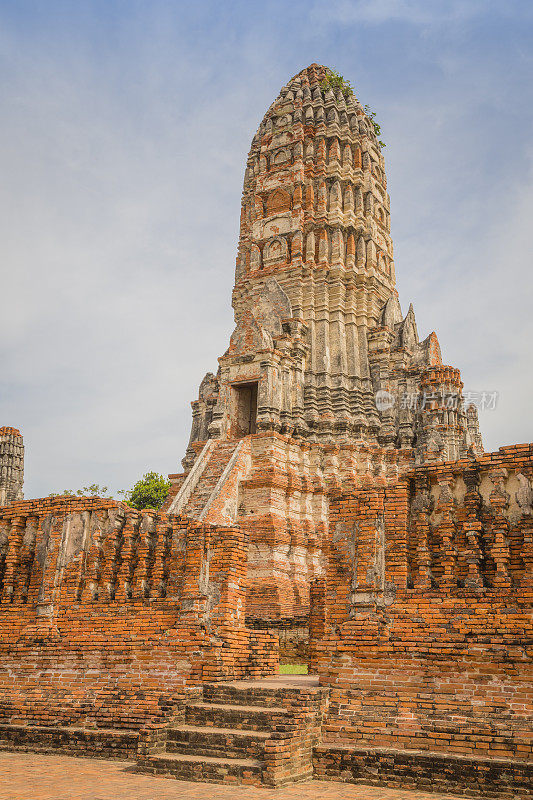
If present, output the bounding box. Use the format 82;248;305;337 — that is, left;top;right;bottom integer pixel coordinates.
235;64;395;299
224;63;397;448
182;65;482;468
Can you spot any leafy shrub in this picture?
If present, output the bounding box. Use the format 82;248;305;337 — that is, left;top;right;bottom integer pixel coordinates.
119;471;171;511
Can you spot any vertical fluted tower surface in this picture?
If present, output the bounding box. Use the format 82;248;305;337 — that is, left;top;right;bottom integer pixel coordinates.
0;427;24;506
232;64;395;440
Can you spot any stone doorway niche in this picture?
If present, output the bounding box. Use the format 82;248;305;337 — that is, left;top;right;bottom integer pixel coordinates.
231;382;258;438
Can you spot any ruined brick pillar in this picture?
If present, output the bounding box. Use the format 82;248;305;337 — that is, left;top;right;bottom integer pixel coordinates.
0;427;24;507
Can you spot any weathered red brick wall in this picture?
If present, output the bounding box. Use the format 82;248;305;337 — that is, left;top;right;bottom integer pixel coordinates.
312;445;533;764
241;433;327;623
0;496;277;730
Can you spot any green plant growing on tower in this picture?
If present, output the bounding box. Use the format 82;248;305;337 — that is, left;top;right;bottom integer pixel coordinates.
320;68;386;148
364;104;386;148
321;68;355;99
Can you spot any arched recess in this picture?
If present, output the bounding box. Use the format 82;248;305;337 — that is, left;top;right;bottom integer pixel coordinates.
273;148;291;165
263;236;288;267
266;188;292;217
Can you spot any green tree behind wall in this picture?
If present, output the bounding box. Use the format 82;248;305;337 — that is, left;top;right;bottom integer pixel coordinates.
118;472;171;510
49;472;171;511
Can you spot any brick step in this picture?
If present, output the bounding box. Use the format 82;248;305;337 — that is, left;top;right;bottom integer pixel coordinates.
203;683;298;707
136;752;263;786
185;702;288;731
0;723;138;760
167;724;269;758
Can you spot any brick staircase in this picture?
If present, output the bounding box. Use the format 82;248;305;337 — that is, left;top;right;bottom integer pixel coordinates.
163;439;243;520
181;440;239;519
136;676;329;787
0;677;329;787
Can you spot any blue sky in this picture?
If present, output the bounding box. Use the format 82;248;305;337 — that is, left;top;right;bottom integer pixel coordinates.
0;0;532;498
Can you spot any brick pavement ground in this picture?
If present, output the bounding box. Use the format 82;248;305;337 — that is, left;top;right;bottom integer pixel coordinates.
0;752;466;800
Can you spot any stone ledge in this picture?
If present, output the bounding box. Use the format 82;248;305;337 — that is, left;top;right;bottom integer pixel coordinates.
314;744;533;799
0;724;139;760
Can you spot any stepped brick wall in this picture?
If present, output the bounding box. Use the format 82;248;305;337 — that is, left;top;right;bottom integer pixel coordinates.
311;443;533;776
0;496;277;731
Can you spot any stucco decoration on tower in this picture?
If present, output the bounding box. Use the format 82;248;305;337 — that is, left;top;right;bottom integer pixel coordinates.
184;64;482;468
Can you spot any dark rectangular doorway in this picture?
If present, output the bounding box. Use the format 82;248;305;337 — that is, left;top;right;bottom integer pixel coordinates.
233;382;258;437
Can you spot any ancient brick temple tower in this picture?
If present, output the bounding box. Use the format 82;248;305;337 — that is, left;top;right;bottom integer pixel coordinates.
0;65;531;796
182;63;482;469
165;64;483;628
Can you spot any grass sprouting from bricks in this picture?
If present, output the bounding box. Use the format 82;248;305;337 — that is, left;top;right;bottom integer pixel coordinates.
279;664;308;674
